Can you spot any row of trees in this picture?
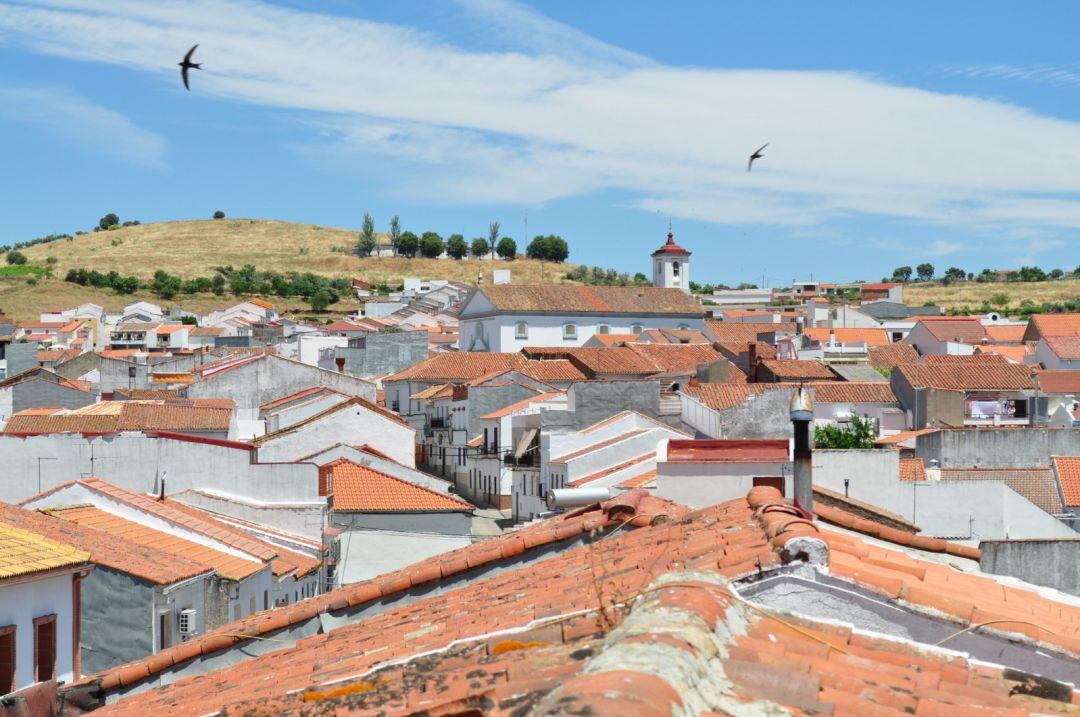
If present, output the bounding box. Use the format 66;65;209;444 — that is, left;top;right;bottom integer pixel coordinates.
0;212;141;256
65;264;353;310
355;215;569;262
891;263;1079;284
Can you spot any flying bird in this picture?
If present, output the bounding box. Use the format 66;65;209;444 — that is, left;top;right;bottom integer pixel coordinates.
179;45;201;91
747;143;768;172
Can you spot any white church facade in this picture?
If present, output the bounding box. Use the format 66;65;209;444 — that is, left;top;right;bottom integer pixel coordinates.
456;233;704;351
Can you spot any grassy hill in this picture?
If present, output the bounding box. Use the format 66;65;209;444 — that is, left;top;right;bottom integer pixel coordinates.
0;219;577;321
905;279;1080;312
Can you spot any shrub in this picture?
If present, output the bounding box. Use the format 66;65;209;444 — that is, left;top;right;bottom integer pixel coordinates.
98;213;119;230
814;414;876;449
5;250;27;265
213;210;226;219
310;289;332;311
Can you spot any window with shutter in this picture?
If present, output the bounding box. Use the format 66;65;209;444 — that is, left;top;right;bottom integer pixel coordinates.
33;615;56;683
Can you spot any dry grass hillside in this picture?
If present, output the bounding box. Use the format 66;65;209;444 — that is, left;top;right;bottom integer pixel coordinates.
0;218;580;320
18;219;575;285
906;279;1080;312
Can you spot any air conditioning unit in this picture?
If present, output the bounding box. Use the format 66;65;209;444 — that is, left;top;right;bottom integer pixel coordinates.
178;608;197;635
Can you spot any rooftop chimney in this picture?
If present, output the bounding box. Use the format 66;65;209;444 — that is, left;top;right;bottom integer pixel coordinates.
747;343;758;382
335;356;346;373
790;386;813;513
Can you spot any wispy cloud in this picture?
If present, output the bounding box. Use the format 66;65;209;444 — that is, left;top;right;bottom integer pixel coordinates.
1;0;1080;250
0;84;166;168
926;240;963;257
942;63;1080;88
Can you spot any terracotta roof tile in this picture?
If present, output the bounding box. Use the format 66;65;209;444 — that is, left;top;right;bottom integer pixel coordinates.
386;352;526;382
937;468;1063;514
78;491;691;702
517;358;588;382
810;382;898;403
704;322;783;343
1044;335;1080;360
1036;370;1080;394
895;362;1034;390
80;488;1080;717
477;285;703;315
0;503;206;584
47;505;263;581
899;457;927;482
480;391;564;419
0;521;89;581
683;382;772;410
666;438;789;462
326;460;472;513
985;324;1027;343
759;359;837;381
803;327;891;346
869;343;919;371
914;316;990;343
1053;456;1080;507
1023;313;1080;341
922;353;1011;364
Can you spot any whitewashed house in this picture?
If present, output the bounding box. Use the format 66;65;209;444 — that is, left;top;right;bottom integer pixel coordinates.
457;285;704;352
0;523;91;694
655;438;792;507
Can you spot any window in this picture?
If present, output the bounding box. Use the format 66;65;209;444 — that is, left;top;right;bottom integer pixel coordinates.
514;322;528;339
631;324;644;335
563;323;577;340
158;612;171;651
264;590;269;611
0;626;14;694
597;325;610;335
33;615;56;683
677;324;691;330
672;261;680;277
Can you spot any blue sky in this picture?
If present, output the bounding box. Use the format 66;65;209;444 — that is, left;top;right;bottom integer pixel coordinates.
1;0;1078;286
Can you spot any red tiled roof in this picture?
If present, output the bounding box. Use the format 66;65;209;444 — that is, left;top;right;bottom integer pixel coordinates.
1044;335;1080;360
1023;313;1080;342
48;505;263;581
1036;369;1080;394
985;324;1027;343
78;490;690;700
810;382;898;403
975;344;1030;362
868;343;919;371
480;391;564;419
518;358;588;383
322;319;367;332
326;460;472;513
704;321;782;343
803;327;890;347
523;346;661;376
758;359;837;380
80;489;1080;717
478;285;703;315
386;352;525;382
683;382;771;410
154;324;185;335
938;468;1063;514
922;353;1010;364
666;438;788;462
188;326;224;336
588;333;637;346
875;428;938;445
0;503;207;585
626;342;725;375
650;231;690;256
913;316;990;343
899;457;927;482
116;403;232;431
1053;456;1080;507
27;478;278;564
895;362;1034;390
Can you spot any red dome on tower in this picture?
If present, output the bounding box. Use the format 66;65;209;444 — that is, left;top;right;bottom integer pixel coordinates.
651;231;690;257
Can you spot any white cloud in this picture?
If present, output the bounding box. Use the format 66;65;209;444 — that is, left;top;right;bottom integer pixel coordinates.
1;0;1080;249
0;83;166;167
926;240;963;257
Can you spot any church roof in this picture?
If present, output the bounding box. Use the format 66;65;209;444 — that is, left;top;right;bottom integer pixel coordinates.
651;231;690;256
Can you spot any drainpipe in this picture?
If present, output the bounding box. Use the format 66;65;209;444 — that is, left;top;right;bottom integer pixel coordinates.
790;385;814;513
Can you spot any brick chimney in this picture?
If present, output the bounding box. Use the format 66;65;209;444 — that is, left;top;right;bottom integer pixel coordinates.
747;342;758;382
